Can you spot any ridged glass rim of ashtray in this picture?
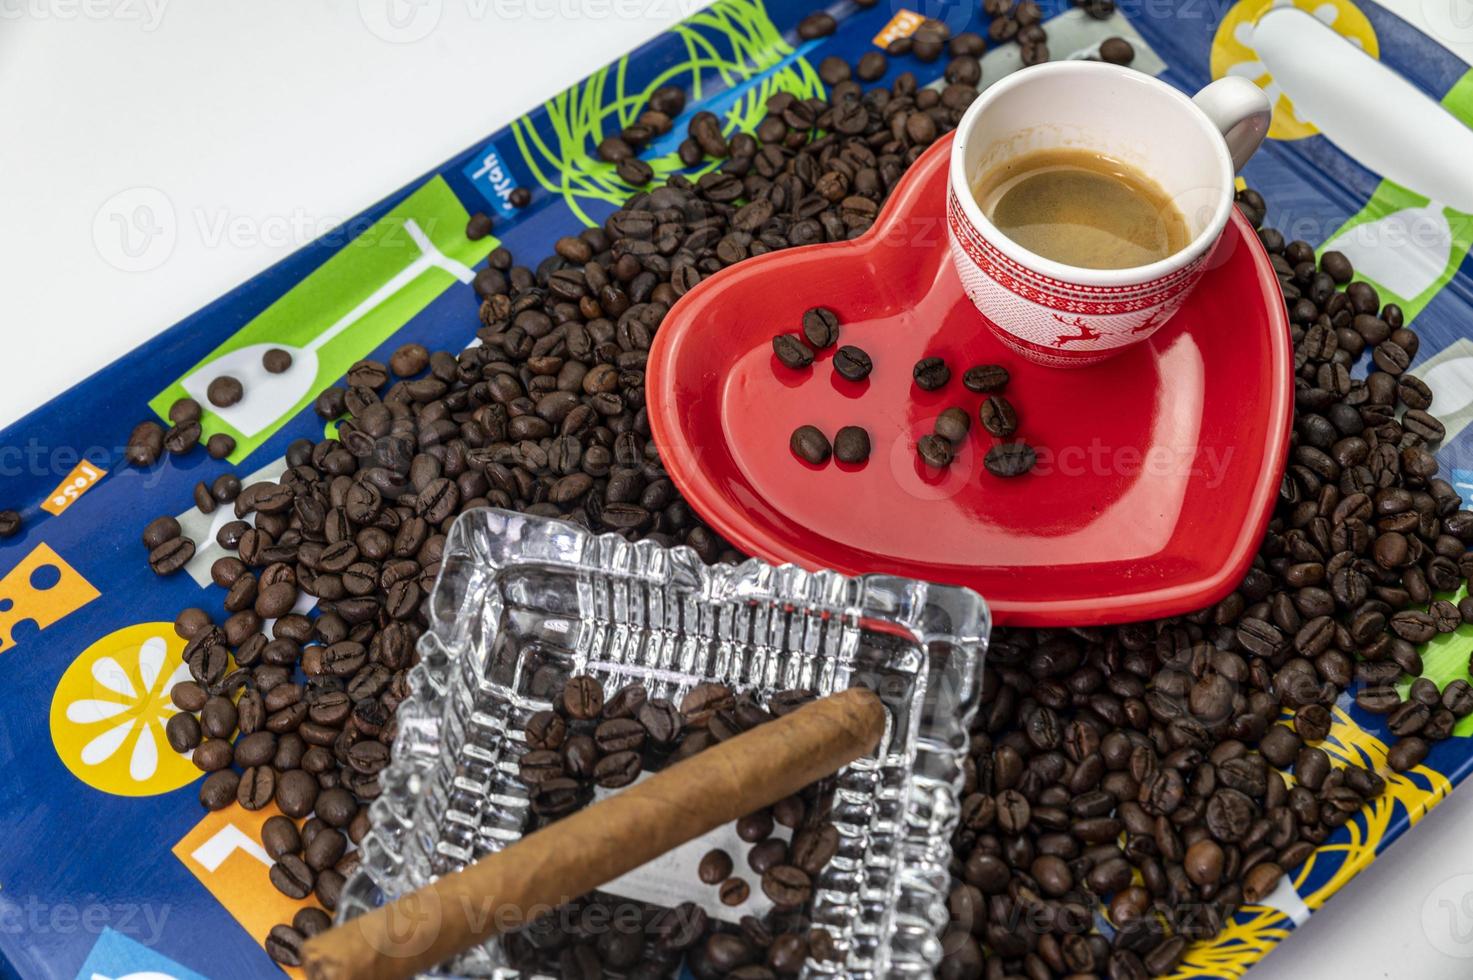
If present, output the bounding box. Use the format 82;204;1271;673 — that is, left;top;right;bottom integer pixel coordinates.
337;508;990;978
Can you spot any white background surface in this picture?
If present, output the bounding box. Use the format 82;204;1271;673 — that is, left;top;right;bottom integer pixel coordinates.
6;2;1473;977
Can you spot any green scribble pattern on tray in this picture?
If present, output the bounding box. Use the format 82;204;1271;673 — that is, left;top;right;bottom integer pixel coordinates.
509;0;825;225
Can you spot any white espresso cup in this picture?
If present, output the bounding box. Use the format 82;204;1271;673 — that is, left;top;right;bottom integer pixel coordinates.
947;62;1272;367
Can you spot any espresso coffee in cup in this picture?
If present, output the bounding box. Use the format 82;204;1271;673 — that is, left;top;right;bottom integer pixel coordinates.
971;148;1191;270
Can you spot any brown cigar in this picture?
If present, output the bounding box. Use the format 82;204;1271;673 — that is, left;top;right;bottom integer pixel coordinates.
301;686;888;980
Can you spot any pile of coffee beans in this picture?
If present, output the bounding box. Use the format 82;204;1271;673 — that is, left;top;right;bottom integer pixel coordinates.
934;204;1473;979
124;22;1473;978
509;675;844;976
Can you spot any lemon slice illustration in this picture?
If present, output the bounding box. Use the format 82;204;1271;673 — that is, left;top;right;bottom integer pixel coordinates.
50;622;202;797
1211;0;1378;141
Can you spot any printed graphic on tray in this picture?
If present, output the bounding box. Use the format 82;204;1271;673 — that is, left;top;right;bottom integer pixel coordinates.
41;459;107;517
0;542;100;654
1172;707;1453;978
495;0;824;225
1210;0;1378;141
173;804;316;975
49;622;199;797
1321;72;1473;318
148;177;495;463
74;928;208;980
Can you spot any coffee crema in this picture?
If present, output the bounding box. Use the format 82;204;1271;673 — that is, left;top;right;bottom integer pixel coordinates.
971;147;1190;270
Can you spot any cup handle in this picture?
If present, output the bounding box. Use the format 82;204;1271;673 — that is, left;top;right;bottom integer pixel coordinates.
1192;77;1272;173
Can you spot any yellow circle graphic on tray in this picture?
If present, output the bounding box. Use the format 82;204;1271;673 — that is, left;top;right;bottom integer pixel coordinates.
50;623;201;797
1211;0;1379;141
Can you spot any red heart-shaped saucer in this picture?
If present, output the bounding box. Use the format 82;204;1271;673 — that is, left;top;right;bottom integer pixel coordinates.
648;133;1291;626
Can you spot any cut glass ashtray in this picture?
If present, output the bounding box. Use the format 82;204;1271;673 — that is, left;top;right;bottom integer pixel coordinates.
337;509;990;977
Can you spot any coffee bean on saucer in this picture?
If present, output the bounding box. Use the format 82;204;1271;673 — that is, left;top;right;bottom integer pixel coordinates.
985;442;1036;477
834;345;873;381
979;396;1019;437
208;376;244;407
263;349;293;373
834;426;870;464
801;307;840;349
913;356;951;390
918;434;953;469
773;334;815;369
1099;37;1134;64
791;425;832;465
962;364;1009;393
936;408;971;443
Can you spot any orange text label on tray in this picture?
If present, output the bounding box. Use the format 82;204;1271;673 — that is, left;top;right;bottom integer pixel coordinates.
41;460;107;516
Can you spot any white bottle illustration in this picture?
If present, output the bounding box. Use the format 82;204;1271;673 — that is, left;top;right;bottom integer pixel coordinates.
1234;6;1470;300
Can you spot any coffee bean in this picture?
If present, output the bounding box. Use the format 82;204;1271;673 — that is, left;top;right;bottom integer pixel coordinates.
198;769;239;809
720;877;751;906
1099;36;1134;64
208;376;244;407
237;766;276;810
269;855;314;899
142;515;181;549
801;307;840;349
700;848;734;884
962;364;1009;393
833;426;870;464
594;750;642;788
262;815;302;860
148;537;195;575
265;924;305;966
0;510;19;538
263;348;293;373
913;356;951;390
833;345;872;381
277;768;319;819
563;675;604;719
935;407;971;444
126;421;165;466
772;334;814;369
790;823;839;875
761;865;812;908
979;396;1019;437
790;425;831;465
984;442;1036;477
917;433;952;469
